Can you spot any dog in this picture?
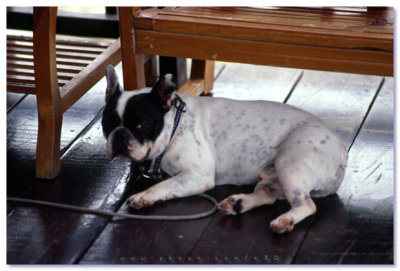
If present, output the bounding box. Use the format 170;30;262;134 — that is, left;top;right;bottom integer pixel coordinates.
102;65;348;233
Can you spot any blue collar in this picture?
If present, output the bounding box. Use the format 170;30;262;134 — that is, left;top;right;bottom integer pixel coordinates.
146;94;186;179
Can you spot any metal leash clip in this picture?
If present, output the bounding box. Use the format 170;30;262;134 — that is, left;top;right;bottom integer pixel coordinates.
174;95;187;112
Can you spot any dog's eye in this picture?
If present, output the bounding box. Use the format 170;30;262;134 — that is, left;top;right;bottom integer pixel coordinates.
135;121;148;130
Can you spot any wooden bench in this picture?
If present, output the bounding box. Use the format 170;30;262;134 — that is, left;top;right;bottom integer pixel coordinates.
119;6;392;91
7;7;121;179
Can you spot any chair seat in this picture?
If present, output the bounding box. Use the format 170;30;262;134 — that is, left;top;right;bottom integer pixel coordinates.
7;35;121;112
134;7;393;76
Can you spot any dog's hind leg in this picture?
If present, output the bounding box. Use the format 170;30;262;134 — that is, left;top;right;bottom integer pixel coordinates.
269;142;318;233
218;166;284;215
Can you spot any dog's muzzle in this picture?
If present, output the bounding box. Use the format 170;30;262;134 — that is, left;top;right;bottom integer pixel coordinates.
107;127;134;159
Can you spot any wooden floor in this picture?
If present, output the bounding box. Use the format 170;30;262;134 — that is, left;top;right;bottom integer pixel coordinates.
7;61;394;264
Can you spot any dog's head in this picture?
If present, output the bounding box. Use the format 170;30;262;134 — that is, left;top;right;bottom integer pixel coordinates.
101;65;177;161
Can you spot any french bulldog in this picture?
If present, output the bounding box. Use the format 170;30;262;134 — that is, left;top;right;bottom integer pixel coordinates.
102;65;348;233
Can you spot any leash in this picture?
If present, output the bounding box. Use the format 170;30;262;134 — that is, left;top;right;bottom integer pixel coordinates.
145;94;186;180
7;194;218;221
8;95;219;221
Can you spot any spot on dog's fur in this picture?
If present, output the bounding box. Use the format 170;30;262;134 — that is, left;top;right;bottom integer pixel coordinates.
292;197;302;207
293;189;302;197
233;199;243;214
320;140;326;144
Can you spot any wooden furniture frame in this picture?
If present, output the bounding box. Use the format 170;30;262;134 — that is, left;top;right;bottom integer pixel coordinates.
7;7;121;179
118;7;215;95
120;6;392;82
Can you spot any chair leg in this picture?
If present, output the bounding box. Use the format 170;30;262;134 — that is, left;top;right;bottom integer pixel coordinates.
190;59;215;94
118;7;146;90
33;7;62;179
35;101;62;179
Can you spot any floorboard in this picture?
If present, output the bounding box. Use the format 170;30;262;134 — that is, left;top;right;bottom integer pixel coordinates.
292;78;394;264
7;93;27;113
211;63;303;102
286;70;384;148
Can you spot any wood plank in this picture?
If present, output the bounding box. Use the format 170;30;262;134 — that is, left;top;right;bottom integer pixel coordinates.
7;67;35;76
7;68;75;81
210;63;302;102
164;7;389;23
151;14;392;49
8;39;106;54
7;93;27;112
137;30;392;64
293;77;394;264
135;30;393;76
178;79;204;96
136;7;393;51
79;63;305;264
7;82;36;94
7;74;69;87
286;70;383;148
7;53;93;66
8;46;100;61
7;60;84;74
7;34;111;49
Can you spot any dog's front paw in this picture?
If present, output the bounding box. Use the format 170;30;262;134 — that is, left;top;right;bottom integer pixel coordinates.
127;191;157;209
218;194;245;215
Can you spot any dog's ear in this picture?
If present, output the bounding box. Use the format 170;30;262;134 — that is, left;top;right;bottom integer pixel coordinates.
105;65;121;102
151;73;177;111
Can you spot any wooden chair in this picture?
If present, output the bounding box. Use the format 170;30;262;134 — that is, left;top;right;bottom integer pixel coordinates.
118;6;392;95
7;7;121;179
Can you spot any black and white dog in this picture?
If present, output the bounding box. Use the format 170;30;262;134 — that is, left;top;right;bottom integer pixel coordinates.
102;65;348;233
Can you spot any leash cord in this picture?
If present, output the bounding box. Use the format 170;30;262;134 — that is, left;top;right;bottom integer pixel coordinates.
7;194;218;221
